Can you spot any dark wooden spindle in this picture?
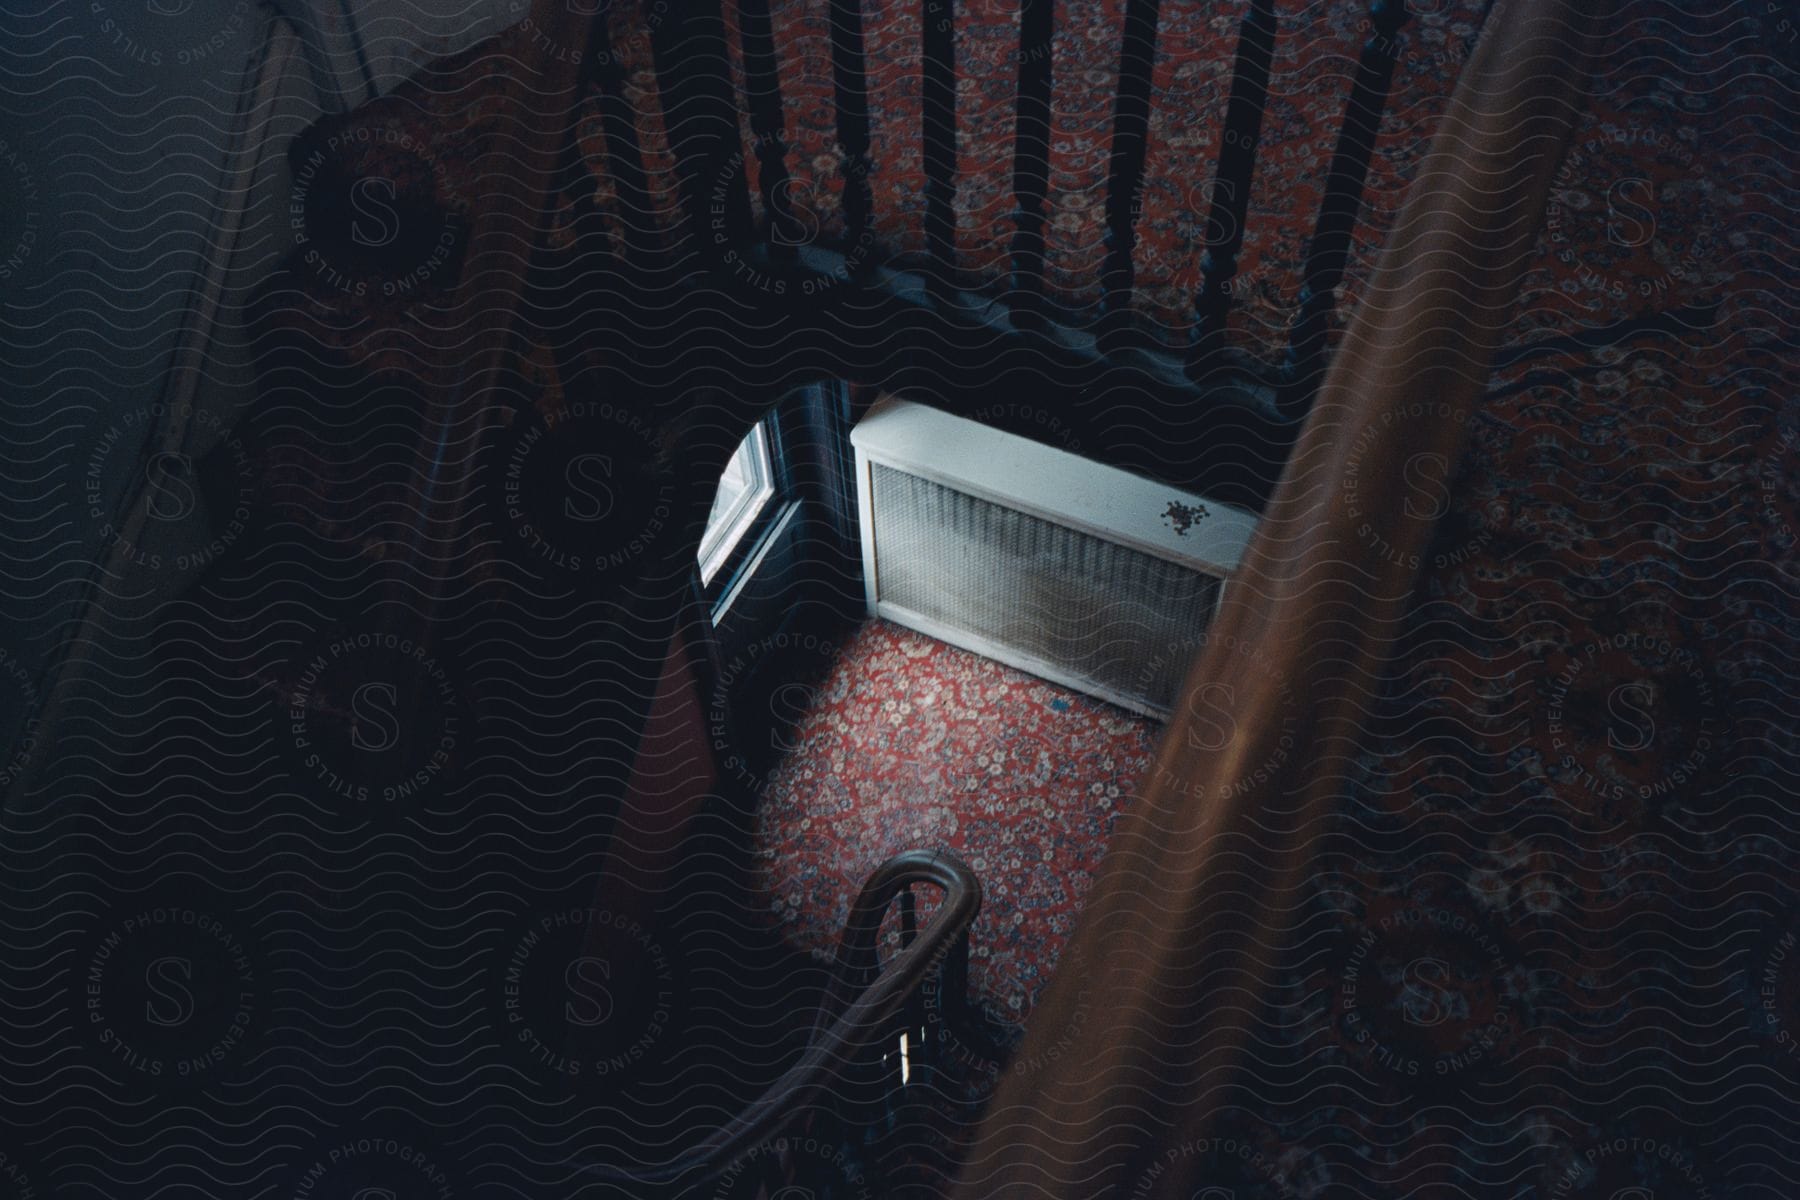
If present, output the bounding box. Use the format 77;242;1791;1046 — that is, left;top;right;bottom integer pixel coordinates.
1008;0;1054;330
935;927;971;1069
1279;0;1411;414
827;0;876;271
921;0;958;302
1098;0;1161;348
585;17;656;269
1185;0;1277;378
736;0;801;255
649;0;750;268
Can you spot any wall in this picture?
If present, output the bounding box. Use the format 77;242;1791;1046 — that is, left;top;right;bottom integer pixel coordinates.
0;0;528;788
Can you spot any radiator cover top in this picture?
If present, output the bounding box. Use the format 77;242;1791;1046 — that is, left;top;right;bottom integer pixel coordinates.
852;399;1257;718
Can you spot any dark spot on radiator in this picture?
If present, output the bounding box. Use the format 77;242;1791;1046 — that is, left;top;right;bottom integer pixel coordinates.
1163;500;1210;535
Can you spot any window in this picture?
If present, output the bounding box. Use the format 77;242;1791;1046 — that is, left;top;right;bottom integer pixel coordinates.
699;422;776;586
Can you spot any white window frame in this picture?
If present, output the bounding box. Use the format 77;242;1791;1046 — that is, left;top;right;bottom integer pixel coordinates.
698;421;777;586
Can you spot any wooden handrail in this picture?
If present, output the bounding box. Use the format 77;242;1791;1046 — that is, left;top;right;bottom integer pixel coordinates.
953;0;1610;1193
578;849;981;1192
816;848;980;1024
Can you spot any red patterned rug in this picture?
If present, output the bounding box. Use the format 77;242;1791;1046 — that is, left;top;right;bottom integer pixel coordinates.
751;619;1159;1029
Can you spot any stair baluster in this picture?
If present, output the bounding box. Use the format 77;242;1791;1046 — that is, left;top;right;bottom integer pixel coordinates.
1098;0;1163;350
649;0;750;268
922;0;959;304
737;0;802;256
584;17;657;272
828;0;876;274
1279;0;1412;415
1008;0;1054;330
1185;0;1278;379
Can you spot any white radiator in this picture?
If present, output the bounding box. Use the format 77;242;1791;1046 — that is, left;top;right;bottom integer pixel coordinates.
850;398;1258;718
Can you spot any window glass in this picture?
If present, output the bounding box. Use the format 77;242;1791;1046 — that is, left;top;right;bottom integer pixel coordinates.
699;423;775;585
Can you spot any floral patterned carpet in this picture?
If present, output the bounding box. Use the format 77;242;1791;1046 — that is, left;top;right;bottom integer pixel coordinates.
751;619;1159;1029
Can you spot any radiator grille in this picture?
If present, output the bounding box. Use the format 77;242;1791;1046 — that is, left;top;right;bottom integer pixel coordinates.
869;464;1222;714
